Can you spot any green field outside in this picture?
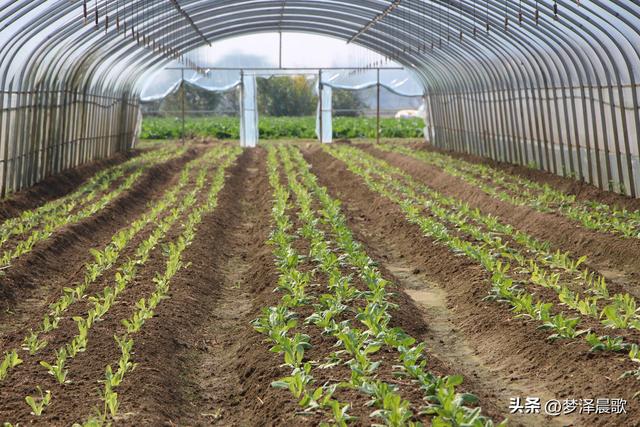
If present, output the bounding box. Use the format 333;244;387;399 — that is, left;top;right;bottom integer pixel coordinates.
140;116;424;140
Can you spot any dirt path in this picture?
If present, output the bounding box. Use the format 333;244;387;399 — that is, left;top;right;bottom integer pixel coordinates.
386;264;569;427
169;152;274;425
302;144;636;427
113;147;288;426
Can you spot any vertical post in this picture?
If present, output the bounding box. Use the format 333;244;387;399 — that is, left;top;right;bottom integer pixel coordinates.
377;68;381;144
240;70;244;146
239;70;258;148
279;32;283;69
0;82;9;198
181;68;185;145
318;69;323;143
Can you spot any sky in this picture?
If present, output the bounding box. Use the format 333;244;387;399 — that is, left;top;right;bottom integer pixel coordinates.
187;32;393;69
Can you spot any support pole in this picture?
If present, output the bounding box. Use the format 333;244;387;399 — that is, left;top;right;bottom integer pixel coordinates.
181;68;185;145
377;68;381;144
318;69;323;143
240;70;258;148
279;32;283;69
240;70;244;146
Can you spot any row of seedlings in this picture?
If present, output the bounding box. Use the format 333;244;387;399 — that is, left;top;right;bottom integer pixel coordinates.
254;145;357;425
0;146;177;249
0;146;182;250
376;143;640;237
0;146;187;269
17;146;238;420
342;146;640;338
71;146;242;426
287;145;501;426
255;144;499;426
0;146;217;385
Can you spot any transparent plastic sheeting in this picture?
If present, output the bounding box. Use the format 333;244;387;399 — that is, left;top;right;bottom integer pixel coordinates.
320;69;423;97
140;67;423;101
140;68;243;101
2;0;640;196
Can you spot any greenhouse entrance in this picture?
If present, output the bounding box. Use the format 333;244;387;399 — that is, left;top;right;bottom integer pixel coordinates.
141;66;426;148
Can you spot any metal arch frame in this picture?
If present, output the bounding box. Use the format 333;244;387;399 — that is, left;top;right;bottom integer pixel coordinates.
0;0;430;194
10;1;420;95
377;1;583;176
1;1;636;107
5;3;640;92
1;0;639;196
2;1;592;97
400;0;635;195
358;0;635;194
422;0;612;182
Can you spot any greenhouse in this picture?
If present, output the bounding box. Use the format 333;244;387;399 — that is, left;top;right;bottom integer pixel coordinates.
0;1;639;426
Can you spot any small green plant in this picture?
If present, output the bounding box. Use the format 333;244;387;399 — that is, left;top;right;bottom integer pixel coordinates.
25;386;51;416
539;314;588;340
0;350;23;381
325;399;357;426
271;363;314;399
101;386;119;418
368;382;414;426
601;294;639;329
586;333;630;352
271;333;312;368
40;348;69;384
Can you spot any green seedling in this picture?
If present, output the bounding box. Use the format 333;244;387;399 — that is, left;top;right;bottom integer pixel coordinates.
25;386;51;416
40;348;69;384
23;331;47;355
0;350;23;381
586;333;630;353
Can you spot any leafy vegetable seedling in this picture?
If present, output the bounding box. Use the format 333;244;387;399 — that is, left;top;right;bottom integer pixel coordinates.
25;386;51;416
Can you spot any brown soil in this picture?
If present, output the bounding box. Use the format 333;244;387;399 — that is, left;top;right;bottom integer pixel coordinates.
0;146;213;423
109;147;443;426
111;148;297;426
0;148;200;313
2;140;640;426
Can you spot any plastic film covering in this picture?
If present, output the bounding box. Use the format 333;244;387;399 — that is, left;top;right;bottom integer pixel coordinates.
140;68;242;101
0;1;639;195
321;68;422;97
140;67;423;100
